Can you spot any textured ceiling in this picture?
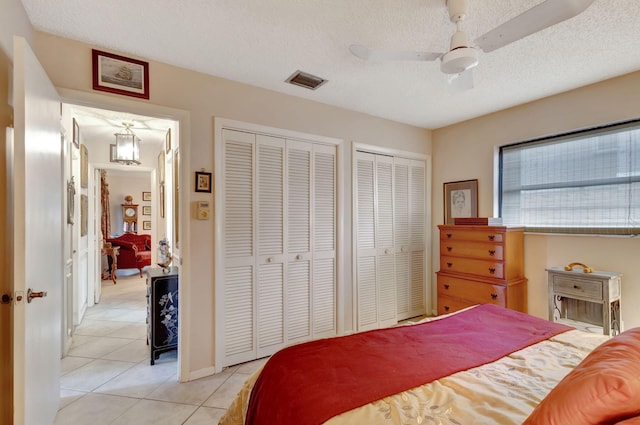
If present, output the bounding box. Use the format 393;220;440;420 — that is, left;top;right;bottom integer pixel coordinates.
20;0;640;130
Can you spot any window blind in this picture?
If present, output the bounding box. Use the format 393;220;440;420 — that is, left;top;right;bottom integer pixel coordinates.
499;120;640;235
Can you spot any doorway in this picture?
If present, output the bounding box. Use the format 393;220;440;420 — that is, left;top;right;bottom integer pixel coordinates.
61;102;182;385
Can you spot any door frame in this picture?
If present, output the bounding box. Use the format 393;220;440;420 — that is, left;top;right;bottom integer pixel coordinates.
58;87;191;381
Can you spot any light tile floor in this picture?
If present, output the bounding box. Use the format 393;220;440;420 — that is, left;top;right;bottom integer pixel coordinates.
55;270;266;425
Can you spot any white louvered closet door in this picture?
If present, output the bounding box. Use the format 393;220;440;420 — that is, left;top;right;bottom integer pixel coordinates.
221;129;256;366
356;152;378;330
312;144;337;337
286;140;312;344
355;152;397;330
221;127;338;368
394;158;411;320
256;135;286;357
409;160;426;317
376;155;397;327
394;158;427;320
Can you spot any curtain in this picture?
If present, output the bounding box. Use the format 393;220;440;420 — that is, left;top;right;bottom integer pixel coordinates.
100;170;111;239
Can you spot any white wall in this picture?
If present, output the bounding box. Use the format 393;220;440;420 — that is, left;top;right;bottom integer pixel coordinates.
30;31;432;377
104;172;152;237
432;71;640;329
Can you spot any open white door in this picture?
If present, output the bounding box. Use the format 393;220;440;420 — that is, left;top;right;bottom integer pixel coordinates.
12;36;62;425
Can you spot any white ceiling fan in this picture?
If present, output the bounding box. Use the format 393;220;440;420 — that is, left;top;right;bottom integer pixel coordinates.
350;0;596;83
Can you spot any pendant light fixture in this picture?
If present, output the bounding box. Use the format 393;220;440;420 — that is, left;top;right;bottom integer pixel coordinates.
114;122;141;165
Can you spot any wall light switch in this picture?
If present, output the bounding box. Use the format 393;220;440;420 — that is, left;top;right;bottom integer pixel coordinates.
196;201;210;220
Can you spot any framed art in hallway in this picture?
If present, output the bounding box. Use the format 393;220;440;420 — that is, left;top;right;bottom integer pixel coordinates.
443;179;478;225
195;171;212;193
142;206;151;216
143;221;151;230
92;49;150;99
142;191;151;201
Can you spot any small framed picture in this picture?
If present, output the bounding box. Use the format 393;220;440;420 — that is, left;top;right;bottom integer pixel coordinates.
195;171;212;193
158;151;165;183
443;179;478;225
92;49;149;99
165;128;171;153
142;191;151;202
143;221;151;230
72;118;80;149
109;144;117;162
142;206;151;215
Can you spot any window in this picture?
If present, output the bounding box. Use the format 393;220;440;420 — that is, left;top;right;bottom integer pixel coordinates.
499;120;640;235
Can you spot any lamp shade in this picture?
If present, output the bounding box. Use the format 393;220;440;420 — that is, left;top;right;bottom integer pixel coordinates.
115;123;141;165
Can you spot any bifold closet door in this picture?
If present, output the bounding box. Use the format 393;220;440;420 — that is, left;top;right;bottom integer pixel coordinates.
221;129;257;367
256;135;286;357
220;128;338;367
394;158;426;320
355;152;396;331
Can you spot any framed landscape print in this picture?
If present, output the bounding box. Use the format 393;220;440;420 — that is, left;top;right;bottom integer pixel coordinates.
92;49;149;99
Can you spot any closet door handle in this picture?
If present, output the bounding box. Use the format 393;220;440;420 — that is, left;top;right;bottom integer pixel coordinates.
266;257;273;263
295;255;302;260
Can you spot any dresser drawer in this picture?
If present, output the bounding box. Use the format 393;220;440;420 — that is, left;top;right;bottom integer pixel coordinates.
552;275;603;301
437;296;476;315
437;274;506;306
440;240;504;261
440;228;504;243
440;256;504;279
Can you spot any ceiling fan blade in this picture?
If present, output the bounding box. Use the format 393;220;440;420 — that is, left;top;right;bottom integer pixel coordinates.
474;0;595;53
349;44;442;62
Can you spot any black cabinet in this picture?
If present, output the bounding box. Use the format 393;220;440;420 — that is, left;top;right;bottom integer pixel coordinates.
146;267;179;365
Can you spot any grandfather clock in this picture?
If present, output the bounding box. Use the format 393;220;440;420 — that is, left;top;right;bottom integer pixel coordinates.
121;203;139;233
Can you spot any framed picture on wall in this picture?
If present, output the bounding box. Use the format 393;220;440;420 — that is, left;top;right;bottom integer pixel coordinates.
72;118;80;149
143;221;151;230
80;144;89;188
92;49;149;99
195;171;212;193
443;179;478;225
142;206;151;215
165;128;171;153
142;191;151;201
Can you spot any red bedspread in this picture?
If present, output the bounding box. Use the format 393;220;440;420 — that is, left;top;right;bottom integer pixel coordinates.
245;304;572;425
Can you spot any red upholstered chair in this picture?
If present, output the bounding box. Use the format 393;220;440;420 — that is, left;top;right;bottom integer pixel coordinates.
106;233;152;277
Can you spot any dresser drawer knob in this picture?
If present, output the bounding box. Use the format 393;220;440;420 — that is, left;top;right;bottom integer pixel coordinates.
488;250;495;256
491;293;498;300
489;267;496;274
488;235;495;241
446;246;452;252
447;262;453;268
444;284;450;290
446;233;452;239
444;306;450;312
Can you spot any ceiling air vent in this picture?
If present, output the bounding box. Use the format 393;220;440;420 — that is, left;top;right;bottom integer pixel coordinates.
285;70;328;90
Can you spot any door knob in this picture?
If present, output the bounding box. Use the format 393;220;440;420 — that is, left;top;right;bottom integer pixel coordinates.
27;289;48;303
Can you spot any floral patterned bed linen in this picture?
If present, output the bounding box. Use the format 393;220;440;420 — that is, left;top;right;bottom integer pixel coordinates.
219;328;608;425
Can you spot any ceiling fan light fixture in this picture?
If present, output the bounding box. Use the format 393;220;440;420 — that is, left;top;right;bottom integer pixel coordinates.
440;47;478;74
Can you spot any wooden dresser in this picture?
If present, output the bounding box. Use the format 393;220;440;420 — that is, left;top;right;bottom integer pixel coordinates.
436;225;527;315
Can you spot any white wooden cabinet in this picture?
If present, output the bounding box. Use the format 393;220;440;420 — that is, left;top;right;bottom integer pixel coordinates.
220;129;337;368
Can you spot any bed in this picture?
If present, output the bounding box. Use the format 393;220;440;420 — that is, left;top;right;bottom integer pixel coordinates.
219;304;640;425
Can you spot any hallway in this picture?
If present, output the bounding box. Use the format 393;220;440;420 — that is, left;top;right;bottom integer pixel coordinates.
55;271;265;425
